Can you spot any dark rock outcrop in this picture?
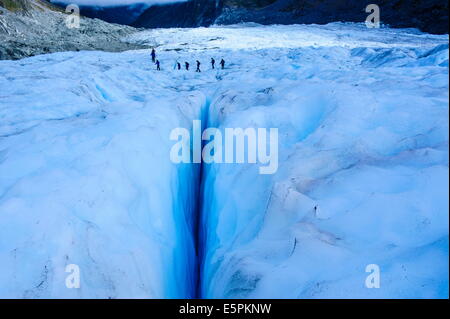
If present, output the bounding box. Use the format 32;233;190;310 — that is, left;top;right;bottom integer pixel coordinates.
132;0;223;28
132;0;448;34
217;0;449;35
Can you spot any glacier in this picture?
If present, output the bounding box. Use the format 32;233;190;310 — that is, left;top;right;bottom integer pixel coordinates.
0;23;448;298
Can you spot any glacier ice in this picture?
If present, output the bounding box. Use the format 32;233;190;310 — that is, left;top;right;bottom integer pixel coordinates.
0;51;206;297
0;23;448;298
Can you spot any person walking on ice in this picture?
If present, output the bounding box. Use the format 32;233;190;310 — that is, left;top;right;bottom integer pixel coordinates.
177;62;181;70
185;62;190;71
151;48;156;63
156;60;161;71
211;58;215;69
196;60;201;72
220;58;225;69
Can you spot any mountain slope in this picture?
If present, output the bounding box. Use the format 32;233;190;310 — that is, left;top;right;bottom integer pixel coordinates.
131;0;448;34
217;0;449;34
133;0;222;28
0;0;147;60
51;1;150;25
0;0;62;12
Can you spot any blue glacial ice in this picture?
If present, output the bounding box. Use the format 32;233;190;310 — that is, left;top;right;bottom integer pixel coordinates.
0;23;448;298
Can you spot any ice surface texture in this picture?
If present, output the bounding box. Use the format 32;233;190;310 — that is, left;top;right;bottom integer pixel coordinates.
0;23;448;298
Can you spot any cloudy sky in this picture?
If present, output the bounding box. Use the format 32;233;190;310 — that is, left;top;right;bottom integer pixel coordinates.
51;0;187;7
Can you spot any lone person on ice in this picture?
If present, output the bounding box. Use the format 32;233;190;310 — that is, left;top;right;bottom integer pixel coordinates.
151;48;156;63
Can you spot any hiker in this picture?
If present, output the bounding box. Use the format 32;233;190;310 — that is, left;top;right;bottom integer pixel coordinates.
220;58;225;69
185;62;190;71
196;60;201;72
177;62;181;70
156;60;160;71
211;57;215;69
151;48;156;63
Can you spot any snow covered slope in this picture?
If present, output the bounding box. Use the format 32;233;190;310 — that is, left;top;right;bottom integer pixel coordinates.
0;23;448;298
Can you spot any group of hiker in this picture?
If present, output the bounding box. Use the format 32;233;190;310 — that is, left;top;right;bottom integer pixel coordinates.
151;48;225;72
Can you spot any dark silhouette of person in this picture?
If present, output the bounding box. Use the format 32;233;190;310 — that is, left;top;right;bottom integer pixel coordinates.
211;58;215;69
151;48;156;63
196;60;201;72
156;60;160;71
220;59;225;69
177;62;181;70
185;62;190;71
